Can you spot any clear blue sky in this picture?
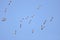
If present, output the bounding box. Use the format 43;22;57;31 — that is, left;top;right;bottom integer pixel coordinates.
0;0;60;40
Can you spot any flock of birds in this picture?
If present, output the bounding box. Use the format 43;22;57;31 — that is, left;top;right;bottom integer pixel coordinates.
13;14;54;35
0;0;54;36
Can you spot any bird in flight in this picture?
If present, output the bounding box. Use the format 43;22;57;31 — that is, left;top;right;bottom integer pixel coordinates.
50;17;54;22
8;0;12;5
41;25;45;30
32;29;34;33
1;17;7;22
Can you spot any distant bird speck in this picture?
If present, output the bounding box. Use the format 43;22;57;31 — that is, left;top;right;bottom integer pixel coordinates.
8;0;12;5
14;30;16;35
50;17;54;22
20;23;22;29
4;8;7;13
1;17;6;22
31;14;35;18
41;25;45;30
25;16;29;20
32;29;34;33
43;19;47;25
28;19;32;24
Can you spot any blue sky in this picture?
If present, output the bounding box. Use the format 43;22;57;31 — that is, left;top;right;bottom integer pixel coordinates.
0;0;60;40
